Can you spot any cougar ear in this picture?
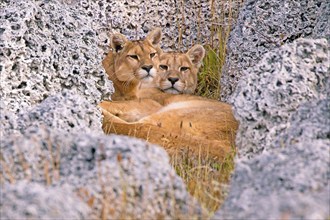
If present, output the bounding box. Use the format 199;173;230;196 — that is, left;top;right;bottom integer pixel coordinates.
111;33;128;53
146;28;162;47
186;45;205;67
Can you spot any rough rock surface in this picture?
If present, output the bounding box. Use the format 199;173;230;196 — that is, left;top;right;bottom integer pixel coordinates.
212;39;330;219
0;0;212;218
66;0;241;51
0;91;203;219
220;0;330;102
0;0;113;114
0;181;91;219
232;38;329;158
16;90;103;134
1;127;202;219
213;98;330;219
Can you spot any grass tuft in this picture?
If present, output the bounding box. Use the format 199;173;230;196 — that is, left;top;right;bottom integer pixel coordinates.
171;137;236;215
195;45;222;99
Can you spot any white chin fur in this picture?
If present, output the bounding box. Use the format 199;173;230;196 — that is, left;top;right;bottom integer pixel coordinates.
165;89;180;94
149;68;157;78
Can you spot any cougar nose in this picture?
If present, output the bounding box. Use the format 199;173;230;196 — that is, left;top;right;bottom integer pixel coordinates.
142;65;153;73
168;77;179;85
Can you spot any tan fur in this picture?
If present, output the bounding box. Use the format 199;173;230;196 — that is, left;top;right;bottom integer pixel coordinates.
99;99;162;122
102;28;162;100
99;46;238;160
101;99;238;160
155;45;205;94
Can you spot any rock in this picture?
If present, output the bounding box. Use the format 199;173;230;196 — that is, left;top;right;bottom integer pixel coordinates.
212;98;330;219
0;101;18;137
16;90;103;135
312;1;330;40
68;0;241;51
1;90;203;219
1;126;203;219
215;187;329;219
232;38;329;158
274;98;330;148
0;0;113;114
212;38;330;219
0;181;91;219
220;0;330;102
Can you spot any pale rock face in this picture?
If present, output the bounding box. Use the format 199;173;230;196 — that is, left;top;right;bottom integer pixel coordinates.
0;0;113;114
213;98;330;219
213;0;330;217
0;91;203;219
0;181;91;219
212;39;330;219
220;0;330;102
232;38;329;157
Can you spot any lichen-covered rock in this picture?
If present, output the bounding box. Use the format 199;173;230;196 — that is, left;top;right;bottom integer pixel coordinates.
232;38;329;158
275;98;330;148
16;90;103;135
0;101;18;137
211;38;330;219
215;186;330;219
312;1;330;41
1;90;203;219
212;98;330;220
0;181;91;219
1;127;203;219
70;0;241;51
220;0;330;102
0;0;113;114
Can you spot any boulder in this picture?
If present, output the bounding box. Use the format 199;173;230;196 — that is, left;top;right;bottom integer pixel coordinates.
15;90;103;134
220;0;330;102
212;38;330;219
213;98;330;219
0;91;203;219
233;38;329;158
0;0;113;114
0;181;91;219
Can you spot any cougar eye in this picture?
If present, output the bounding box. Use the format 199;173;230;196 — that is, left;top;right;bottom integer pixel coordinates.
150;53;156;58
128;55;139;60
180;66;189;72
159;65;168;70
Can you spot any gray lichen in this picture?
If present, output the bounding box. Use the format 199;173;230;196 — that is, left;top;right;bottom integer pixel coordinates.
220;0;330;102
212;38;330;220
232;38;329;158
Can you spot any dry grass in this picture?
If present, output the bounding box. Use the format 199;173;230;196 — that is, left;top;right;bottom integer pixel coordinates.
171;138;236;215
